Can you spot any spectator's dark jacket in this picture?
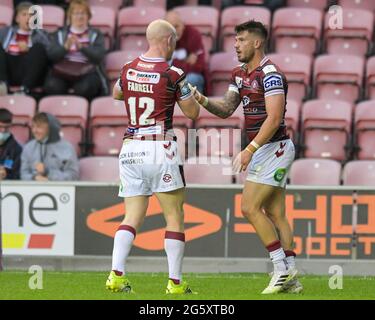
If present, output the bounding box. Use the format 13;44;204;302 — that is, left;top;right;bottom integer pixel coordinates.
0;134;22;180
47;26;109;95
0;26;50;50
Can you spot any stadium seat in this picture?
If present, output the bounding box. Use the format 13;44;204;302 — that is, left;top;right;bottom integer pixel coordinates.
173;6;219;56
38;95;89;156
268;53;312;103
105;50;143;90
302;99;352;161
289;158;342;185
133;0;166;8
38;5;65;32
365;57;375;100
0;95;36;145
90;6;116;50
90;97;127;156
220;6;271;52
79;156;119;182
195;107;243;157
354;101;375;160
343;161;375;186
0;5;13;28
272;8;323;55
117;6;166;51
287;0;328;10
314;54;364;103
243;0;263;4
338;0;375;11
209;52;239;96
0;0;12;8
183;156;233;184
88;0;123;10
285;99;300;144
324;9;374;56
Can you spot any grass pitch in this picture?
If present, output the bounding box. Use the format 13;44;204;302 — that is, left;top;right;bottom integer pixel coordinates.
0;271;374;300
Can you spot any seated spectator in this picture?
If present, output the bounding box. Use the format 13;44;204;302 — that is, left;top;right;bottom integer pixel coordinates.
0;1;49;96
0;108;22;180
44;0;108;100
21;112;79;181
165;10;207;94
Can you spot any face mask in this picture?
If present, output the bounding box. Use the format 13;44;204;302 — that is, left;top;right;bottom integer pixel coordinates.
0;132;10;143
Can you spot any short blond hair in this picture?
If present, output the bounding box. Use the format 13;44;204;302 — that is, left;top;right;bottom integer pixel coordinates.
66;0;92;25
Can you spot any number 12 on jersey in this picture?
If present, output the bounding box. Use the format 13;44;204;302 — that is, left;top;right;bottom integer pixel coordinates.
128;97;155;126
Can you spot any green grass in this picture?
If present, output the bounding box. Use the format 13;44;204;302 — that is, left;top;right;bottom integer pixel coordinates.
0;271;374;300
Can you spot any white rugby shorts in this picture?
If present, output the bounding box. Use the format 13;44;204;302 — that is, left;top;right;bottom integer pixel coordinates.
246;139;295;188
118;139;185;197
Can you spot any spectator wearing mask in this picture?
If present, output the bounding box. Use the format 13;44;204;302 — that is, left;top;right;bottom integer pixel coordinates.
21;112;79;181
0;108;22;180
0;1;49;96
165;10;207;94
44;0;108;100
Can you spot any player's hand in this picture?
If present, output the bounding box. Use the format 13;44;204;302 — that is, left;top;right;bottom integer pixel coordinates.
0;166;7;180
188;83;203;103
186;53;198;65
35;162;45;175
233;149;253;173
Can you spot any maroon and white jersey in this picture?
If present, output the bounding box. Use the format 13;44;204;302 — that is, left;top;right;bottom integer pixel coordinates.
229;56;289;143
119;55;192;140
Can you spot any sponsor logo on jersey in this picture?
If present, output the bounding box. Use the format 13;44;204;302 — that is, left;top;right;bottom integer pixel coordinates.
163;174;172;183
262;64;277;75
235;76;243;88
251;80;259;89
137;62;155;70
242;96;250;107
264;74;283;90
126;69;160;84
274;168;286;182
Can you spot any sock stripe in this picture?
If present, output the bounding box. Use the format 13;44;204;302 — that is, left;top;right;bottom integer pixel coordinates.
165;231;185;242
118;224;136;238
284;250;296;257
266;240;281;252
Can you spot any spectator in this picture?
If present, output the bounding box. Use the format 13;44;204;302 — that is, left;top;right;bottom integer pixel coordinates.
44;0;108;100
0;1;49;96
165;10;207;94
0;108;22;180
21;112;79;181
14;0;69;7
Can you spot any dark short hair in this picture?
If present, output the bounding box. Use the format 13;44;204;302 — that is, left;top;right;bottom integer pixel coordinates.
0;108;12;124
15;1;33;15
235;20;268;41
32;112;49;124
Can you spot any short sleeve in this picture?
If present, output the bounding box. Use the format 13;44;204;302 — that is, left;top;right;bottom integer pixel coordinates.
262;65;286;98
228;69;239;94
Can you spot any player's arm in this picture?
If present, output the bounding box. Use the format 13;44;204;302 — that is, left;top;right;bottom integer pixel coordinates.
192;86;241;119
177;96;200;120
113;78;124;100
245;94;285;154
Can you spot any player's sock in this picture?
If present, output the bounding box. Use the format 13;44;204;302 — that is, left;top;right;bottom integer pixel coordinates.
284;250;296;269
111;225;136;275
266;240;287;272
164;231;185;284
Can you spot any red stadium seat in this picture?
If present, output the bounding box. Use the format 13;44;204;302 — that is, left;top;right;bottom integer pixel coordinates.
289;159;342;185
354;101;375;160
365;57;375;100
90;97;127;156
105;50;143;90
343;161;375;186
195;107;243;157
0;95;36;145
285;99;300;144
272;8;323;55
117;6;166;51
184;156;233;184
268;53;312;103
287;0;328;10
314;54;364;103
302;99;352;161
220;6;271;53
209;52;239;96
0;0;13;8
133;0;166;8
338;0;375;11
88;0;123;10
90;6;116;50
38;95;89;156
39;5;65;32
173;6;219;57
324;9;374;56
79;156;119;182
0;5;13;28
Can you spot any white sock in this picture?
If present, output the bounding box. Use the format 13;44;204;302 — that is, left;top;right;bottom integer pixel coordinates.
164;231;185;283
267;240;287;272
111;225;136;275
286;256;296;269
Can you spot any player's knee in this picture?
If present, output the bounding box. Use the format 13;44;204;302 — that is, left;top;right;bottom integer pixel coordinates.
241;203;261;222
